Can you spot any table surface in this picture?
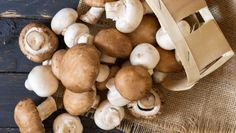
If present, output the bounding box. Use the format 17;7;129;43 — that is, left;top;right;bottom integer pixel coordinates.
0;0;123;132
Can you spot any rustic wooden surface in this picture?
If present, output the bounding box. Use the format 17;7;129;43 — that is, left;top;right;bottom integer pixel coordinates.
0;1;123;133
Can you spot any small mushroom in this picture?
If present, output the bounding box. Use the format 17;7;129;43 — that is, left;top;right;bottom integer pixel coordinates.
115;65;152;101
105;0;144;33
51;49;67;79
96;64;110;82
94;100;125;130
25;65;59;97
14;97;57;133
153;71;168;83
53;113;83;133
127;15;160;46
95;28;132;58
51;8;78;35
156;20;191;50
60;45;100;93
19;23;58;63
155;47;183;73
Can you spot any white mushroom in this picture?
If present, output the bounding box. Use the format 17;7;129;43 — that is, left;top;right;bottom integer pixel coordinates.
96;64;110;82
53;113;83;133
130;43;160;70
106;78;130;107
25;65;58;97
105;0;144;33
94;100;125;130
100;53;116;64
80;7;105;24
153;71;167;83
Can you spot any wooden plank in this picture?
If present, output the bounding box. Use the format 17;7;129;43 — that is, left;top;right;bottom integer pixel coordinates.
0;0;78;19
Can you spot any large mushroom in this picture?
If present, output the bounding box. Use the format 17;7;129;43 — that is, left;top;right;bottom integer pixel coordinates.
60;45;100;93
19;23;58;63
51;49;67;79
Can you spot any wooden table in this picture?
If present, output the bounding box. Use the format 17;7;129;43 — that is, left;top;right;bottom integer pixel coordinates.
0;1;122;132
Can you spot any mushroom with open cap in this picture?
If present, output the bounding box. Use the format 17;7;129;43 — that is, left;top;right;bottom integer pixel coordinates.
53;113;83;133
25;65;59;97
105;0;144;33
94;100;125;130
19;23;58;63
14;97;57;133
115;65;152;101
127;89;161;119
51;49;67;79
60;45;100;93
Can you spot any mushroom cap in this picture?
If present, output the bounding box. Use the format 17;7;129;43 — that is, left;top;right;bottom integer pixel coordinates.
115;65;152;101
26;65;59;97
51;8;78;35
96;64;110;82
60;45;100;93
95;28;132;58
63;89;96;115
84;0;116;7
19;23;58;63
128;15;160;46
51;49;67;79
53;113;83;133
14;98;44;133
155;47;183;73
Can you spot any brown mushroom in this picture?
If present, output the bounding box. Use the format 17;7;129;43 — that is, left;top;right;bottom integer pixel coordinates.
95;28;132;58
155;47;183;73
83;0;116;7
115;65;152;101
51;49;67;79
19;23;58;63
127;15;160;46
60;44;100;93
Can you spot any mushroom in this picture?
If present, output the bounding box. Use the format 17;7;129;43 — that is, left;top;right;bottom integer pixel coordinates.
25;65;59;97
106;78;130;106
51;8;78;35
63;88;96;115
95;28;132;59
14;97;57;133
127;89;161;119
105;0;144;33
115;65;152;101
96;64;110;82
100;53;117;64
19;23;58;63
51;49;67;79
60;45;100;93
156;20;191;50
53;113;83;133
155;47;183;73
122;60;154;75
153;71;168;84
94;100;125;130
42;59;52;66
96;65;120;91
130;43;160;70
127;15;160;46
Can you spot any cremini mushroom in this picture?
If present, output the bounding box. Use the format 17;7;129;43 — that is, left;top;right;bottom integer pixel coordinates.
127;89;161;119
53;113;83;133
51;49;67;79
25;65;59;97
60;45;100;93
156;20;191;50
155;47;183;73
14;97;57;133
96;64;110;82
115;65;152;101
105;0;144;33
153;70;168;83
19;23;58;63
94;100;125;130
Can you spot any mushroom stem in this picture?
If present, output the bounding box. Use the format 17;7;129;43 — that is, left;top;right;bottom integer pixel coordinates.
26;31;45;51
77;33;94;45
37;97;57;121
100;54;116;64
80;7;105;24
105;1;124;21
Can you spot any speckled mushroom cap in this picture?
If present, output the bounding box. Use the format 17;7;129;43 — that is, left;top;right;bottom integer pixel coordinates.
115;65;152;101
19;23;58;63
95;28;132;58
14;98;44;133
84;0;116;7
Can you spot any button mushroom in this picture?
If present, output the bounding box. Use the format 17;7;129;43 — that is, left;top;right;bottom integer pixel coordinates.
14;97;57;133
94;100;125;130
105;0;144;33
53;113;83;133
115;65;152;101
96;64;110;82
19;23;58;63
60;45;100;93
51;49;67;79
127;89;161;119
25;65;59;97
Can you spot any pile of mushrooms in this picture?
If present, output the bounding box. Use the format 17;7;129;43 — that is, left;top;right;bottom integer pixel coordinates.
14;0;192;132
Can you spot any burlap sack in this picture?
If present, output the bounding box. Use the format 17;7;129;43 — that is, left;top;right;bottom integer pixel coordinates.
79;0;236;132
